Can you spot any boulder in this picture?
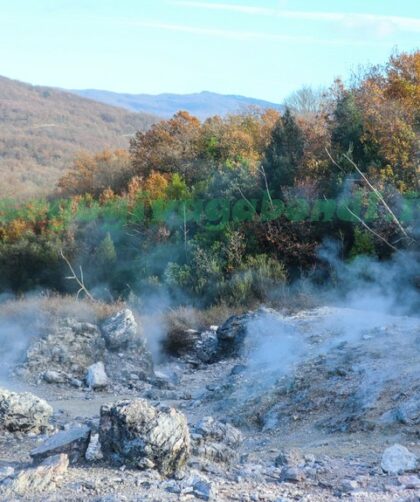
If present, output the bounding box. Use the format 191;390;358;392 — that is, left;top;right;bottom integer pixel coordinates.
214;313;251;360
99;399;190;476
101;309;138;351
275;448;304;468
100;310;154;380
0;388;52;433
30;424;90;463
213;309;282;360
279;466;306;483
192;331;219;364
192;416;242;464
2;454;68;496
86;361;108;389
43;370;68;384
381;444;417;474
193;416;242;447
192;479;215;501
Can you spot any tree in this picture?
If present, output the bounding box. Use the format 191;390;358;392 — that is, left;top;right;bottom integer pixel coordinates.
96;232;117;265
283;85;326;118
200;108;280;169
330;92;368;167
58;149;132;197
130;111;201;183
262;109;305;193
353;51;419;191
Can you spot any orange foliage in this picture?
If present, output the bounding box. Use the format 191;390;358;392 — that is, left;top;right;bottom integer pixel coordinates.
58;149;132;197
5;218;31;241
130;111;201;180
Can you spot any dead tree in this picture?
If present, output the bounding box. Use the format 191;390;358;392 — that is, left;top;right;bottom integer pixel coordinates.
60;250;95;302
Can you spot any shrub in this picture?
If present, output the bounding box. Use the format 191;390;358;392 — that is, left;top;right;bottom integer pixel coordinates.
349;227;376;258
225;254;287;305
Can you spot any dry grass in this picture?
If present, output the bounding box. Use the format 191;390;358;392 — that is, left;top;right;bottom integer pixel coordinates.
0;294;124;324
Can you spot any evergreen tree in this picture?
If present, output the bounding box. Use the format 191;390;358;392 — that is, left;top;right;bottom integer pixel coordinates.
96;232;117;266
262;108;304;195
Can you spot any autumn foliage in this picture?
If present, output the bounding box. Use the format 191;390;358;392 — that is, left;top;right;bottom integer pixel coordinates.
1;51;418;302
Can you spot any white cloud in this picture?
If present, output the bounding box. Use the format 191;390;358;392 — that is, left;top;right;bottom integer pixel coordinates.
172;1;272;16
128;20;390;46
173;1;420;34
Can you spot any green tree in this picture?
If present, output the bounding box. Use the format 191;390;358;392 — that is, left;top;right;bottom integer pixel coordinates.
262;109;304;194
96;232;117;266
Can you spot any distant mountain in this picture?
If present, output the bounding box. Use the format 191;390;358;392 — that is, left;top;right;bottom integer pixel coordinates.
70;89;283;120
0;76;158;199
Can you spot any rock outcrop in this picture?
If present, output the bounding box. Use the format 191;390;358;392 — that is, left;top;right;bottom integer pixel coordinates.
100;310;154;383
22;319;105;382
19;309;153;389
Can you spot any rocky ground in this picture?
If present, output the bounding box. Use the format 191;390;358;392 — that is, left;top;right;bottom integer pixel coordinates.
0;305;419;501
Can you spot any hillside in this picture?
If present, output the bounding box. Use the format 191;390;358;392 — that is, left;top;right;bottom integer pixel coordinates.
0;76;158;199
71;89;284;120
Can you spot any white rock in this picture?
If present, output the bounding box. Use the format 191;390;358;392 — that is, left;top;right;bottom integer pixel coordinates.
85;433;103;461
86;362;108;390
101;309;138;350
381;444;417;474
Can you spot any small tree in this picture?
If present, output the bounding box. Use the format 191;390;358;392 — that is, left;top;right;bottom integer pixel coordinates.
96;232;117;266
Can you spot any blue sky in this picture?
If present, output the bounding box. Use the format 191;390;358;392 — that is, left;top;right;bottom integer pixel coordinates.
1;0;419;102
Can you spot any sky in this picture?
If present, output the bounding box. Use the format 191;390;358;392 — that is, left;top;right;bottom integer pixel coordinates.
0;0;419;102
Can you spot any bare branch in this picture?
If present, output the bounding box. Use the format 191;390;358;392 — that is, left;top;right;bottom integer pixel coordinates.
182;202;188;257
259;165;274;210
345;207;398;252
237;186;257;213
60;249;95;302
342;153;410;239
325;148;346;174
326;148;413;242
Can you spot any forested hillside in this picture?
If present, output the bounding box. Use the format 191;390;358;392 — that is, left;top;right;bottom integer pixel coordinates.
0;52;418;300
0;76;157;199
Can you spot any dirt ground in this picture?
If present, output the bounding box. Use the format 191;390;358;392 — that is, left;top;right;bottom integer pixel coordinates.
0;306;419;501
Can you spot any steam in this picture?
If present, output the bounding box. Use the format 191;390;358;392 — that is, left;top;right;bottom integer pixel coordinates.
318;241;419;316
0;299;46;381
232;244;420;427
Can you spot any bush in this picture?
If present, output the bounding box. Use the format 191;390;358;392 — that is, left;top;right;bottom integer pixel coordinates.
349;227;376;258
0;232;64;292
225;254;286;305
